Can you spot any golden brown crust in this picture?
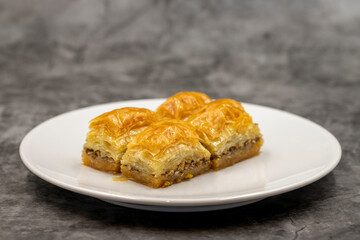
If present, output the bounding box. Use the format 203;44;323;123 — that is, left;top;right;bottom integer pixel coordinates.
83;107;159;173
84;107;158;161
88;107;158;144
186;99;249;142
156;92;212;120
121;119;211;187
125;119;206;158
186;98;263;170
186;99;263;154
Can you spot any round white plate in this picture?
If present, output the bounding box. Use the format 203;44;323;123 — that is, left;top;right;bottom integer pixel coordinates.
20;99;342;212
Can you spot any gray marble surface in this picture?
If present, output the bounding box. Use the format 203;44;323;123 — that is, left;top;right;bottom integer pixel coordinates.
1;0;359;239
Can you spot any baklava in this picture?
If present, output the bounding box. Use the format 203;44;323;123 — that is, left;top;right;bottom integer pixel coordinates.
82;107;158;174
157;92;212;120
187;99;263;170
121;119;211;188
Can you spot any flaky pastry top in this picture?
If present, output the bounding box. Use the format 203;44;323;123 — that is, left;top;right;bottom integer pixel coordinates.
186;99;261;153
84;107;158;161
123;119;210;174
126;119;206;157
156;92;212;120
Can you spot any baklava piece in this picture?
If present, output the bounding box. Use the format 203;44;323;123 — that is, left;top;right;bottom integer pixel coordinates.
156;92;212;120
121;119;211;188
82;107;158;174
187;99;263;170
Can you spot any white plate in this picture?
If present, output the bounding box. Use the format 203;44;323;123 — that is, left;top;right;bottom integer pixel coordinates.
19;99;342;212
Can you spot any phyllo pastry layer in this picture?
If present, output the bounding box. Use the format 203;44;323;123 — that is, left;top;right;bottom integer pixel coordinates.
156;92;212;120
121;119;211;188
82;107;158;173
186;99;263;170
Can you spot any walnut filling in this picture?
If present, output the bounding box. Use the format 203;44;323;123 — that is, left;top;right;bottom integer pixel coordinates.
122;157;211;188
83;148;120;173
123;158;210;178
218;137;260;158
85;148;113;161
161;158;210;177
211;136;261;170
85;148;107;161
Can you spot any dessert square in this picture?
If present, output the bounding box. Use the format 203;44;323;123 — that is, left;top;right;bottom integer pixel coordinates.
187;99;263;170
82;107;158;174
121;119;211;188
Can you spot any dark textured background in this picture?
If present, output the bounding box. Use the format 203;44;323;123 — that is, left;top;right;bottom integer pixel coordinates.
1;0;359;239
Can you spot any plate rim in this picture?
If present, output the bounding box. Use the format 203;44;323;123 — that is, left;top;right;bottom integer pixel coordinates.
19;98;342;207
